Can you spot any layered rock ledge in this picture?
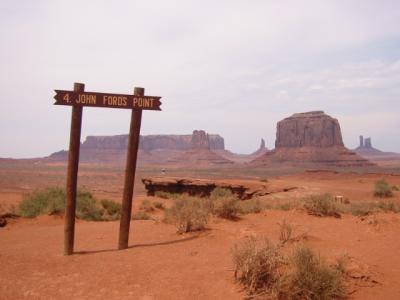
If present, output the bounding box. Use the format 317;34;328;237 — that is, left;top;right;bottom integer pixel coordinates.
142;177;297;200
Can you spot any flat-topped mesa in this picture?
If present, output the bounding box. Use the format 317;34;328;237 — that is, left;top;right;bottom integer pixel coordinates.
80;133;225;151
276;111;344;148
253;111;373;167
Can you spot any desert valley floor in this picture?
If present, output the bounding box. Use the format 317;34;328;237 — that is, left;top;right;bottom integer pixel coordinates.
1;160;400;299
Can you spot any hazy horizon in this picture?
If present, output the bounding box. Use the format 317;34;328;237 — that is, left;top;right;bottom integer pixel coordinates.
1;1;400;158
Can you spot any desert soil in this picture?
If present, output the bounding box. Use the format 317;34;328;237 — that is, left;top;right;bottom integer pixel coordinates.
1;161;400;299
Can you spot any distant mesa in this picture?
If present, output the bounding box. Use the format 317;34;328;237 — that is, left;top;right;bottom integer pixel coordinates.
253;111;373;167
48;130;233;165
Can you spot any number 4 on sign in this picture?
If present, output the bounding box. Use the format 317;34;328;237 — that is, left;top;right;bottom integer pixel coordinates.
63;93;70;103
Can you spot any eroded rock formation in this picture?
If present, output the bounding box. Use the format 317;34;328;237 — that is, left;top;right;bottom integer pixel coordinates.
142;177;297;200
191;130;210;149
275;111;344;148
254;111;373;167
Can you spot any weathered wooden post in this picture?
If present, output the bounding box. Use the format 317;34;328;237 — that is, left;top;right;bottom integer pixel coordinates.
54;84;161;254
118;87;144;249
64;82;84;255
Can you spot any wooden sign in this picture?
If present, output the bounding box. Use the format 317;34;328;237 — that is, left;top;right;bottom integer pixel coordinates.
57;83;161;255
54;90;162;110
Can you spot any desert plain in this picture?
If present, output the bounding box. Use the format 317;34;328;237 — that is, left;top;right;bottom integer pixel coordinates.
1;154;400;300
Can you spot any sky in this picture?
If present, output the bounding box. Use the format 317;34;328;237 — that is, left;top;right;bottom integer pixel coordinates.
1;0;399;158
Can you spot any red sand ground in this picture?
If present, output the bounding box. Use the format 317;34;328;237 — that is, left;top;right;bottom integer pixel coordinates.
1;166;400;299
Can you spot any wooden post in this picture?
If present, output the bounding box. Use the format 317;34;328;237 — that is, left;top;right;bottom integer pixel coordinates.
118;87;144;249
64;82;84;255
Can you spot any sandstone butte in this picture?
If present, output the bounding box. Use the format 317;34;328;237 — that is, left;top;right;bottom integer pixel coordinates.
253;111;374;167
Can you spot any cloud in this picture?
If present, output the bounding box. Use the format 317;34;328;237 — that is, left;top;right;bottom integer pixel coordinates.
0;0;400;157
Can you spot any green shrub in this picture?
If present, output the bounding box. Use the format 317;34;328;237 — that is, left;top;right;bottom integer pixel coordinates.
374;179;393;198
132;211;151;220
164;197;210;233
232;237;282;296
281;246;345;300
303;194;341;218
76;191;103;221
260;178;268;183
19;187;65;217
18;187;121;221
100;199;121;220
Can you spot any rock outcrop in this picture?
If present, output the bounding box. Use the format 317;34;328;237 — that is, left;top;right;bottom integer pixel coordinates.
253;111;373;167
354;136;384;156
168;130;233;165
191;130;210;149
142;177;297;200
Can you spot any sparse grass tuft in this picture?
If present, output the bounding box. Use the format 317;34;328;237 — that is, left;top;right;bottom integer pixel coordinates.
280;246;345;300
349;202;375;216
140;199;155;212
260;178;268;183
210;187;234;199
278;219;293;244
132;211;152;220
153;201;165;210
392;185;399;191
232;237;282;296
377;201;400;213
374;179;393;198
239;198;263;214
303;193;341;218
154;191;180;199
164;197;210;233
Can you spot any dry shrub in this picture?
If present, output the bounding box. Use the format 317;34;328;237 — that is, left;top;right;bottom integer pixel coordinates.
374;179;393;198
140;199;155;212
232;237;282;296
280;246;345;300
232;237;346;299
211;187;241;219
131;211;151;220
164;197;210;233
153;201;165;209
239;198;263;214
304;194;341;218
154;191;179;199
278;219;293;244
